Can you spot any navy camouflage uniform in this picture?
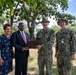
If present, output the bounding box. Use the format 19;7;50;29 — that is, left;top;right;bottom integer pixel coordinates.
36;28;55;75
56;28;76;75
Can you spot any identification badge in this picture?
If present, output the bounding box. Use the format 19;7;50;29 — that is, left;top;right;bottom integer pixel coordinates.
61;39;64;43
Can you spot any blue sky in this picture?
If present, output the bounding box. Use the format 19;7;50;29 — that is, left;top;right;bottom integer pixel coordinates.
63;0;76;17
48;0;76;27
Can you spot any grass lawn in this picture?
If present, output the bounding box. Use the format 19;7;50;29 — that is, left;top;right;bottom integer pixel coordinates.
28;49;76;75
9;48;76;75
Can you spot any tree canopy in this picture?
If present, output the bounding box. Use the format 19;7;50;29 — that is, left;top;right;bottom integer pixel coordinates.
0;0;76;34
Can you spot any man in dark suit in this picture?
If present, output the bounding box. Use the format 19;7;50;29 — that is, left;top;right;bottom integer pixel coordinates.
11;22;30;75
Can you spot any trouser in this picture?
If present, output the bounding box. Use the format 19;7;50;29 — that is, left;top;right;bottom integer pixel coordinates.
38;55;52;75
15;58;28;75
57;56;72;75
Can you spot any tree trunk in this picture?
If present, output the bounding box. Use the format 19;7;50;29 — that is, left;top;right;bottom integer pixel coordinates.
27;21;35;40
10;16;13;26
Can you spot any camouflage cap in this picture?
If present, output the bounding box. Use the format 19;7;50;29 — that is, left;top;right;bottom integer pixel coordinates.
57;19;68;25
41;17;50;23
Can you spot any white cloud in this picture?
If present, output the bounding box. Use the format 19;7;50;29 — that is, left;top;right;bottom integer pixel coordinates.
48;17;57;27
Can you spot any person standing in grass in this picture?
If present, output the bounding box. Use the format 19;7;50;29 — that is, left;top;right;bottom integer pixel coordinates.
0;24;12;75
55;19;76;75
36;17;55;75
11;22;30;75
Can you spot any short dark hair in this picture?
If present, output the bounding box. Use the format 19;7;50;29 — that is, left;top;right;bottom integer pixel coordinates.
3;23;12;30
19;22;24;26
57;19;68;25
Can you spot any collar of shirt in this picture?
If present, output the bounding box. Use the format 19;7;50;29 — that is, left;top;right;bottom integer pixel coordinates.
19;30;24;34
19;30;26;37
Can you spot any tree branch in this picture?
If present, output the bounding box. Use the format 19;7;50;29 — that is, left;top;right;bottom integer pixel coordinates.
22;0;29;13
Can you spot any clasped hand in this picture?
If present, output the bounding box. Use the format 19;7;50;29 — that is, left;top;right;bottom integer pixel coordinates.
23;47;29;51
0;57;4;66
36;45;42;50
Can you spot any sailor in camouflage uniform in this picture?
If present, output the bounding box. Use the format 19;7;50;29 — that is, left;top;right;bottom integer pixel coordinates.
36;18;55;75
55;19;76;75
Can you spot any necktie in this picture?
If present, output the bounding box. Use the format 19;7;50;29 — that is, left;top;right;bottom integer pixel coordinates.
21;31;27;44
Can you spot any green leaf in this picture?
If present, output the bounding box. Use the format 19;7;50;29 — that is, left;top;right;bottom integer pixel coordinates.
30;1;37;9
10;9;14;16
26;0;31;6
